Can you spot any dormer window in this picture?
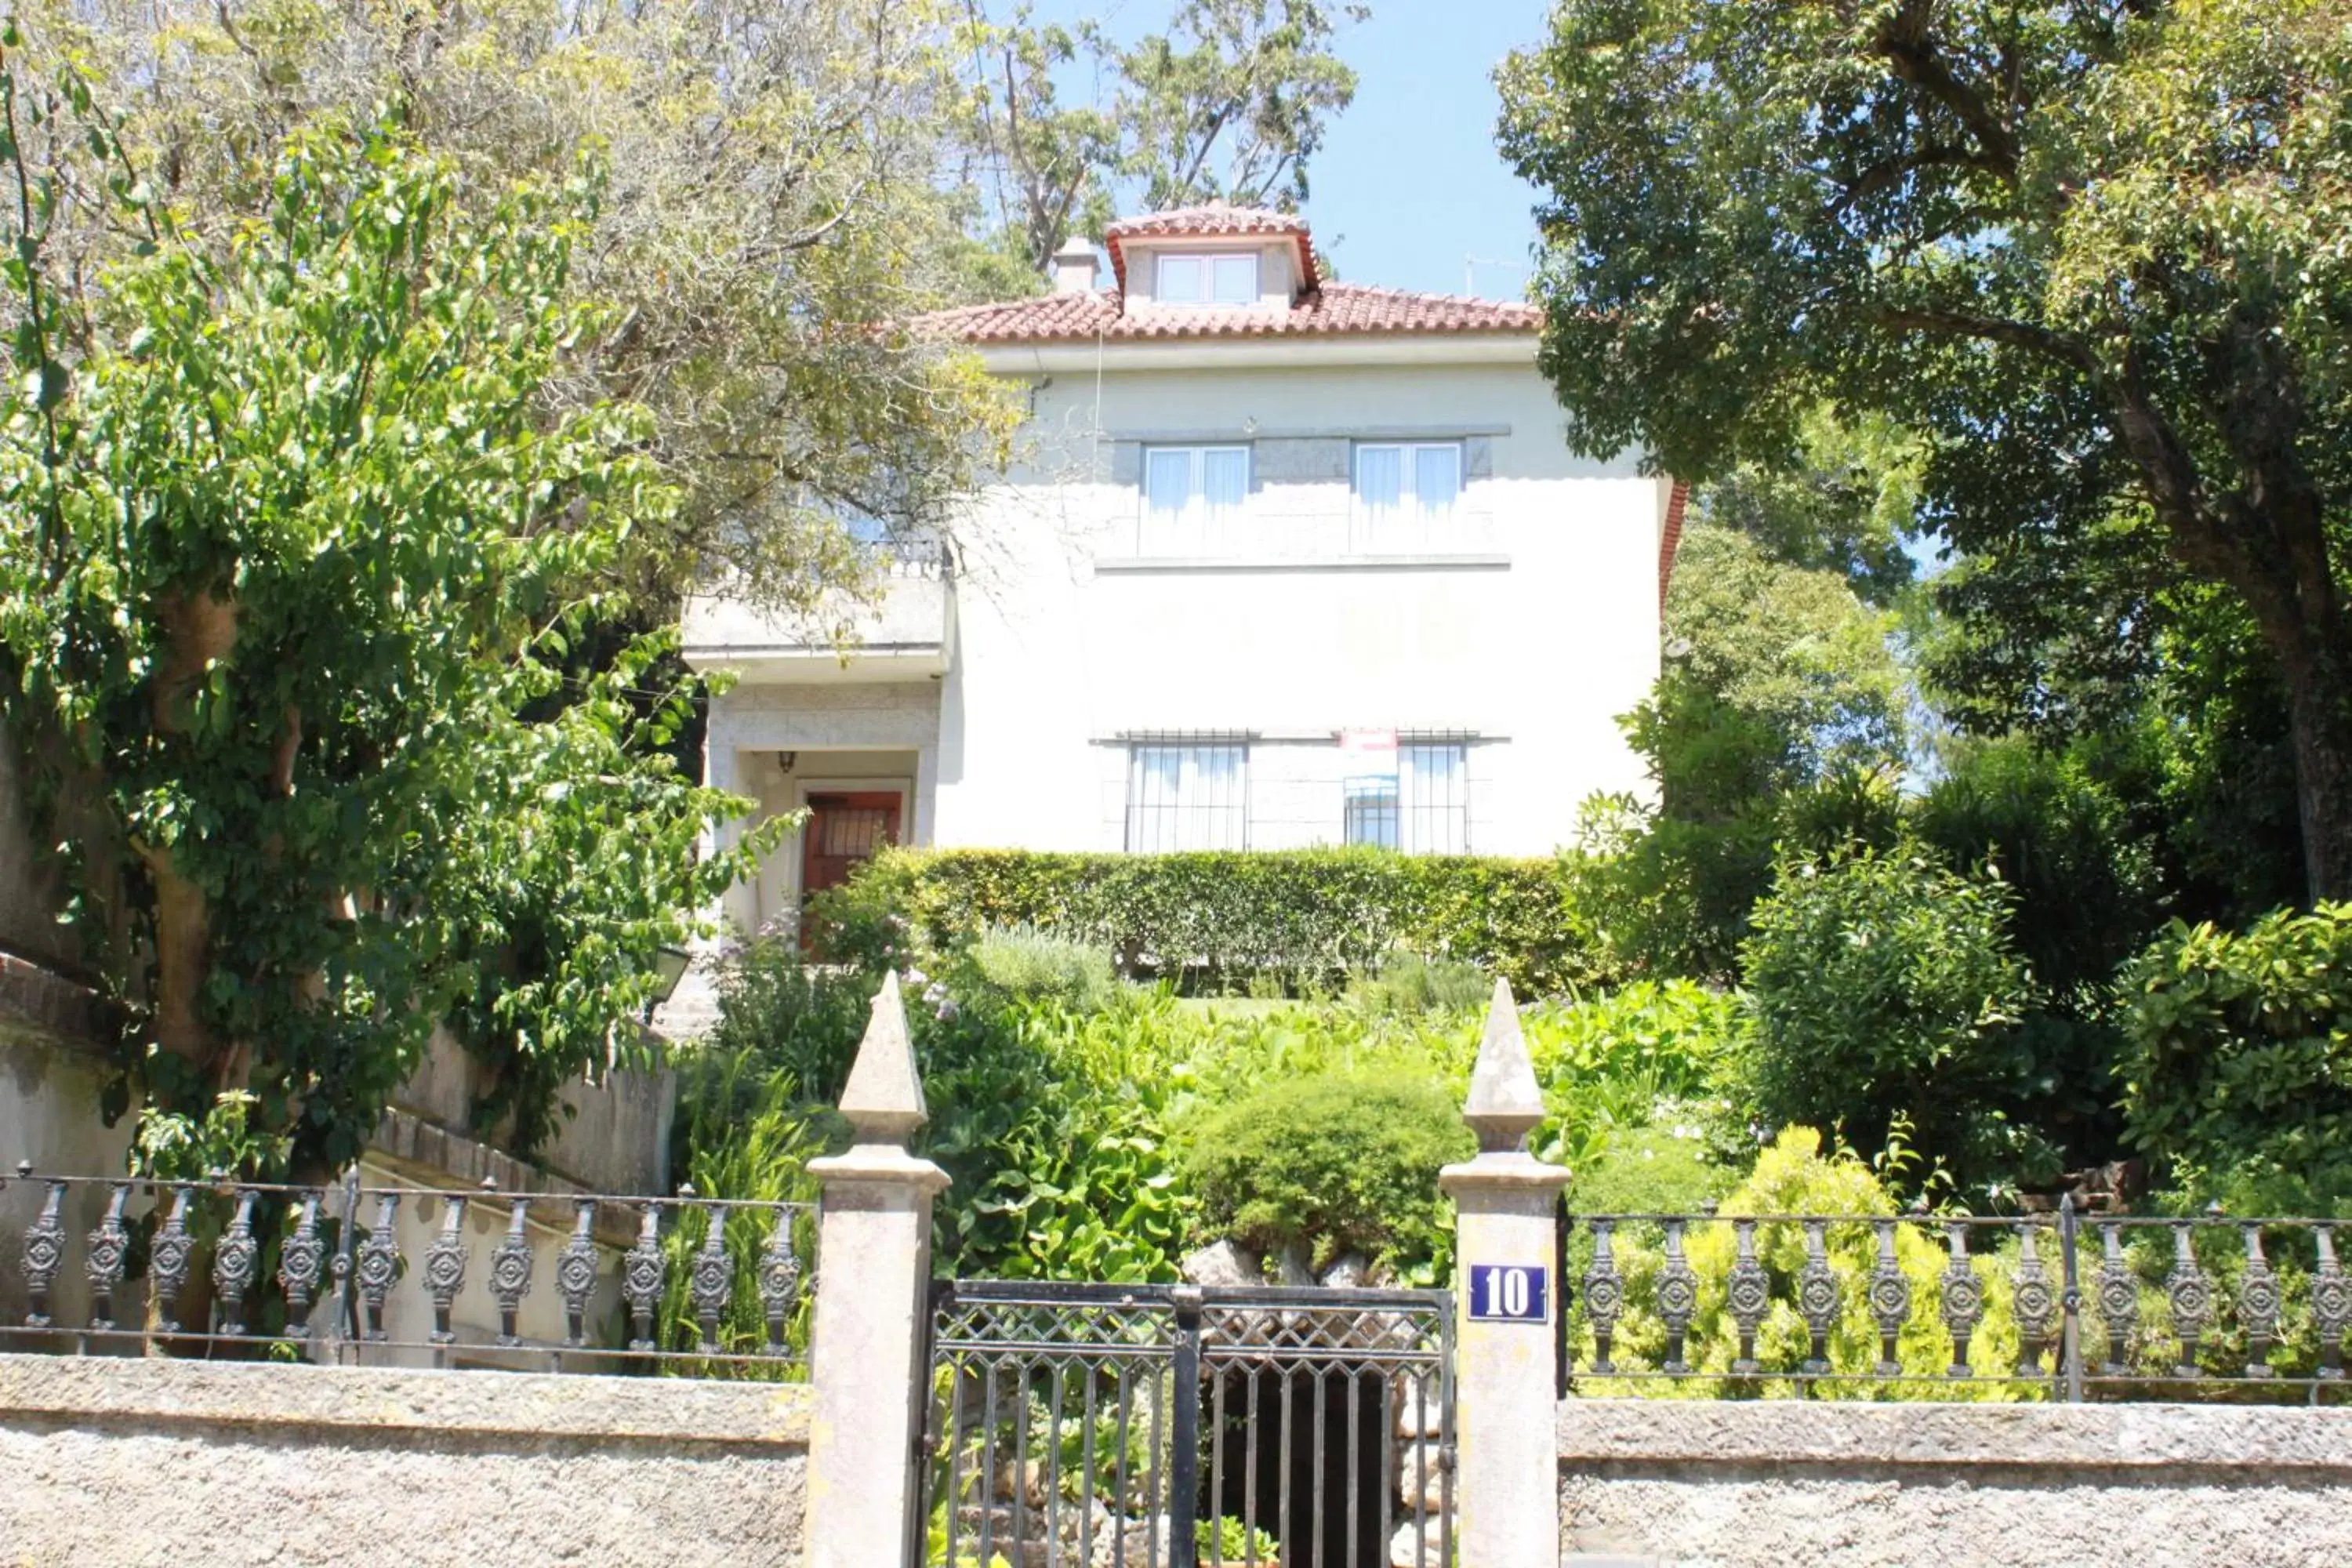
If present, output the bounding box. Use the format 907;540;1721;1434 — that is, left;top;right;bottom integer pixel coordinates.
1156;251;1260;306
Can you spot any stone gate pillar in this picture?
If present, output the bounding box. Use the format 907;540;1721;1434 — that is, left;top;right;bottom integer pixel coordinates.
804;971;949;1568
1441;978;1570;1568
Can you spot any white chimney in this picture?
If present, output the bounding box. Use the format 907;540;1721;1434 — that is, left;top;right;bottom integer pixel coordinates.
1051;238;1100;294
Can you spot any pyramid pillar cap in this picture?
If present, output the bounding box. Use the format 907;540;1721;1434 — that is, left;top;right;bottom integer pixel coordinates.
837;971;927;1145
1463;976;1547;1154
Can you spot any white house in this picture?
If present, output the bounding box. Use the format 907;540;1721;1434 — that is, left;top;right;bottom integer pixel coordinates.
684;205;1682;936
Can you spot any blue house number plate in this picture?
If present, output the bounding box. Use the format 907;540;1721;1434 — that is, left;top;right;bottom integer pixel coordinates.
1468;1264;1548;1323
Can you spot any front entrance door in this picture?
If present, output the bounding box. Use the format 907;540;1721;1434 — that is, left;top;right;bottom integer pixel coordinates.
800;791;902;914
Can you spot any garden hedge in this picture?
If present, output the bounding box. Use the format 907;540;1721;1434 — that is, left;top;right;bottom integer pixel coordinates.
808;846;1609;996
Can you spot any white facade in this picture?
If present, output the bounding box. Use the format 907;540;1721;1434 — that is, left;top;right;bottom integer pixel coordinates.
687;216;1669;933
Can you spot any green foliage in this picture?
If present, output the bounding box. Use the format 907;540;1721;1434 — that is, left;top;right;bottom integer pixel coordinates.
1566;1123;1730;1217
1696;408;1922;609
1499;0;2352;896
1566;524;1907;979
0;71;771;1175
1181;1070;1472;1277
962;924;1124;1014
1740;851;2051;1192
810;846;1608;997
1570;1130;2029;1400
699;942;876;1116
2119;906;2352;1214
1527;980;1743;1174
1344;951;1494;1016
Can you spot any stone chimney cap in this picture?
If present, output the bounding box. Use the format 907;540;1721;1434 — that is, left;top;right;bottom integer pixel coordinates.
837;970;927;1142
1051;239;1101;294
1463;976;1546;1151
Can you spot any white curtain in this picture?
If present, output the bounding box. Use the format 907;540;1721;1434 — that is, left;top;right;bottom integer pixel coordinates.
1414;445;1463;521
1403;745;1467;853
1356;445;1403;533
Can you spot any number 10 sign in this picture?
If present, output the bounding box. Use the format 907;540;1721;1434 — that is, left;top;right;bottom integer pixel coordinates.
1467;1264;1548;1323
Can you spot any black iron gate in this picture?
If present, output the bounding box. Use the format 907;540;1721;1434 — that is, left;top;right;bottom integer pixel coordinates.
920;1280;1454;1568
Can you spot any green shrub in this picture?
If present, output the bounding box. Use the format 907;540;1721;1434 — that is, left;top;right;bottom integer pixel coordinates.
807;846;1608;997
1569;1127;2031;1400
963;924;1123;1012
696;938;873;1109
1527;980;1744;1173
2120;906;2352;1214
1181;1070;1473;1279
1740;850;2050;1192
1346;950;1494;1015
1566;1124;1733;1215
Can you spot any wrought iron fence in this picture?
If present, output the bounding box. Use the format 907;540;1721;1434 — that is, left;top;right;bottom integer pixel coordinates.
0;1165;816;1375
924;1280;1454;1568
1555;1197;2350;1402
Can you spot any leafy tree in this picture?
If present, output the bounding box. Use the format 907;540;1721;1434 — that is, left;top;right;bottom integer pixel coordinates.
1697;408;1921;609
1571;524;1906;978
1115;0;1367;212
955;7;1121;277
1499;0;2352;900
0;67;774;1175
17;0;1018;620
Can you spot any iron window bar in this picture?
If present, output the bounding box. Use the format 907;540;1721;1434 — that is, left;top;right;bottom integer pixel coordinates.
1555;1200;2350;1400
1123;731;1253;854
2;1164;817;1377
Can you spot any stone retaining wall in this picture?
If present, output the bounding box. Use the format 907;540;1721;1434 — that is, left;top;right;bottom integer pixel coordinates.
0;1353;811;1567
1558;1397;2352;1568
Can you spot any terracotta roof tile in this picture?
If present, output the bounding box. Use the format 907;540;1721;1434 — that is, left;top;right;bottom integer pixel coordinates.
921;281;1544;345
1102;203;1319;292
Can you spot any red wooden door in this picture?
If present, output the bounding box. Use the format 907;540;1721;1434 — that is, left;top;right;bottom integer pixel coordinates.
800;791;902;910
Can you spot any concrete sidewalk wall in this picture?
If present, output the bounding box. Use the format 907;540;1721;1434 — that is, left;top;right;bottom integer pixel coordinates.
1558;1398;2352;1568
0;1354;811;1568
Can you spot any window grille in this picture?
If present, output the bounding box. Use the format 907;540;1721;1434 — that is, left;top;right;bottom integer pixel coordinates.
1124;734;1249;851
1342;735;1470;853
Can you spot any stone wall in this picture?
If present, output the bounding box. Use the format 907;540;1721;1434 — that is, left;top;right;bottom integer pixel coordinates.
0;1353;811;1567
1558;1397;2352;1568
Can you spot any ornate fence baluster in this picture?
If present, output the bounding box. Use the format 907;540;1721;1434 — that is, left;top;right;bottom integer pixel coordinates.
759;1203;804;1356
1657;1218;1697;1374
2010;1221;2056;1377
623;1201;666;1352
2238;1225;2279;1379
20;1177;65;1328
212;1189;260;1337
278;1191;326;1338
423;1189;473;1345
557;1200;598;1348
1797;1219;1838;1375
84;1182;130;1332
690;1197;732;1354
2316;1226;2348;1380
2096;1222;2136;1375
1726;1218;1768;1375
2165;1221;2212;1378
151;1185;196;1333
1940;1223;1984;1377
490;1197;534;1346
1582;1218;1621;1375
1868;1219;1911;1376
356;1192;401;1341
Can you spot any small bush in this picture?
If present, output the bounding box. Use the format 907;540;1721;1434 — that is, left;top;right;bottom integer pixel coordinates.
2121;905;2352;1214
1347;951;1493;1015
1740;849;2049;1192
697;940;873;1110
964;924;1123;1012
807;846;1609;997
1181;1070;1473;1279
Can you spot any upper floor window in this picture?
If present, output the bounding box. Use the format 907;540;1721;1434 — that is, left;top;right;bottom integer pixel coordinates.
1127;740;1248;851
1142;445;1250;552
1355;442;1464;533
1156;252;1261;306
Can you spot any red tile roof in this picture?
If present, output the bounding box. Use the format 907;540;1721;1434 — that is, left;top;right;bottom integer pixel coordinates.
1658;479;1691;607
921;281;1544;345
1102;204;1317;292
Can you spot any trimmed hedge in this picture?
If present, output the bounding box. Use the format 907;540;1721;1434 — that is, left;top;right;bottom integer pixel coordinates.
808;846;1608;996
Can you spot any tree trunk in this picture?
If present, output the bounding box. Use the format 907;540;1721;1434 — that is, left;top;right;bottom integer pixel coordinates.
2274;639;2352;904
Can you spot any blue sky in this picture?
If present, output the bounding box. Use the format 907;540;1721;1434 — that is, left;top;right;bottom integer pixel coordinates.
1025;1;1556;299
